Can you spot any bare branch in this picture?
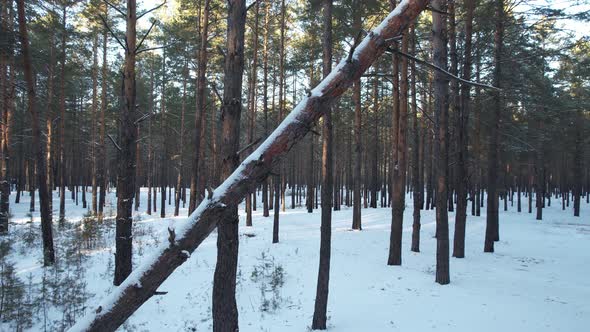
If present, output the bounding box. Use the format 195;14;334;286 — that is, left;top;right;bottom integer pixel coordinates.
210;83;222;102
216;45;226;58
135;20;157;54
246;0;258;12
134;112;152;125
387;47;501;91
107;134;122;152
136;44;172;55
237;137;262;156
98;14;126;51
103;0;126;18
426;5;448;15
137;1;166;20
347;29;364;63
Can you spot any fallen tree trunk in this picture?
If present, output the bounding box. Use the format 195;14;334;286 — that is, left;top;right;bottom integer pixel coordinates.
69;1;429;330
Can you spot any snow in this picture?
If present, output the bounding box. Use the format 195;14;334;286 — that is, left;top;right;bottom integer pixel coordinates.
3;189;590;331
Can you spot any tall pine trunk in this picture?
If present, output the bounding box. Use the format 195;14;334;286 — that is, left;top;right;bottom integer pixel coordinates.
0;0;13;233
452;0;474;258
189;0;211;214
410;25;421;253
432;0;450;285
17;0;55;265
91;33;99;215
58;6;67;222
273;0;287;243
113;0;137;286
351;0;362;230
261;1;270;218
212;1;246;330
245;0;260;227
175;58;188;217
98;6;108;219
388;0;408;266
312;0;332;328
485;0;504;252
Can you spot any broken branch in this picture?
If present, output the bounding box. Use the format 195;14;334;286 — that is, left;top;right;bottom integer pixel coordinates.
137;1;167;20
387;47;501;91
98;14;126;51
107;134;122;152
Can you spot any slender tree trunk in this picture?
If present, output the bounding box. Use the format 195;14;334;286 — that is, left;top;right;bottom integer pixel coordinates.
212;1;246;330
261;0;270;218
113;0;137;286
273;0;286;243
388;0;407;266
91;32;99;215
306;141;314;213
410;25;421;253
573;110;582;217
0;0;13;233
45;27;56;215
245;0;260;227
484;0;504;253
98;6;108;219
351;0;362;230
17;0;55;265
452;0;473;259
189;0;211;214
432;0;450;285
535;118;544;220
134;122;141;211
147;63;154;215
58;6;67;222
474;38;482;217
160;48;168;219
312;0;332;328
370;73;379;209
175;58;188;217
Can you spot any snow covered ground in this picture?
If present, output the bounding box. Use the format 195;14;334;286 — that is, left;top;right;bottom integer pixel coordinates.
3;189;590;331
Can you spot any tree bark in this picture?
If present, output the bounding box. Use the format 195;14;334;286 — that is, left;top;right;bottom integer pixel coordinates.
98;6;108;219
160;48;168;219
452;0;474;258
147;62;155;215
410;25;421;253
212;1;246;331
535;118;544;220
261;0;270;218
432;0;450;285
485;0;504;252
175;58;188;217
58;5;67;222
0;0;13;233
113;0;137;286
573;110;582;217
388;0;407;266
474;36;482;217
17;0;55;265
189;0;211;214
91;32;99;215
273;0;287;243
245;0;260;227
312;0;332;328
351;0;363;230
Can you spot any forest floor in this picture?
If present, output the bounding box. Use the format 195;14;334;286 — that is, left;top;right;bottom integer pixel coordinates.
2;189;589;332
